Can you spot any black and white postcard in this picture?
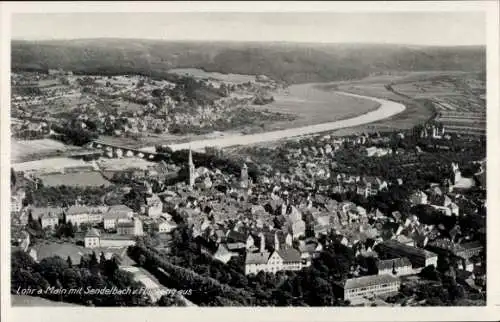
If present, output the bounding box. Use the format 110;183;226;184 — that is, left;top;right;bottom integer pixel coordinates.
1;1;499;322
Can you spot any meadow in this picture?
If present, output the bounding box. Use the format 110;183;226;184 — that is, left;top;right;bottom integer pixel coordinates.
168;68;256;84
12;157;90;173
11;139;77;163
37;172;111;187
261;83;380;129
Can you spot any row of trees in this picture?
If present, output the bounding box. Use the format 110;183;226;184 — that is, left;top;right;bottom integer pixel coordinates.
52;121;98;146
11;250;150;306
127;242;254;306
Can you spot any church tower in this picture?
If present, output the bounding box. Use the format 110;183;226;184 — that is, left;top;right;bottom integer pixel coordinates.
451;162;461;184
240;163;249;189
188;147;195;188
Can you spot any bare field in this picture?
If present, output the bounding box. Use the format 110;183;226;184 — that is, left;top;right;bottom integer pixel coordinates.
12;139;77;163
97;157;157;171
315;79;435;135
12;157;90;173
169;68;256;84
37;172;111;187
260;83;380;129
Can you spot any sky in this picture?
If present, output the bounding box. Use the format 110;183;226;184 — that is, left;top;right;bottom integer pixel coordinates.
11;12;486;46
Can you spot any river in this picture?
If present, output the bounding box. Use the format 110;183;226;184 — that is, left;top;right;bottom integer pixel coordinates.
144;90;406;152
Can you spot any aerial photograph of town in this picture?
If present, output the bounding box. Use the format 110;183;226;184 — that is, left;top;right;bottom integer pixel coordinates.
8;9;488;308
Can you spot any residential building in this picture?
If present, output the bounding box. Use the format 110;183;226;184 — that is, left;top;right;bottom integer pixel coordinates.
212;244;238;264
28;207;64;220
245;251;271;275
103;205;134;230
244;247;302;275
339;274;400;300
117;218;143;236
40;212;59;229
84;228;136;249
145;194;163;218
157;217;177;233
117;221;135;235
66;206;91;227
84;228;101;248
11;195;24;212
427;239;483;261
409;191;428;205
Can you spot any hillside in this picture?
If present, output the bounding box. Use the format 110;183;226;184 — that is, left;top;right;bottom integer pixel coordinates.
11;39;486;84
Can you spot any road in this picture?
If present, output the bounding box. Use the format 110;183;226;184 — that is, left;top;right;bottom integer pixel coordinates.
143;91;406;152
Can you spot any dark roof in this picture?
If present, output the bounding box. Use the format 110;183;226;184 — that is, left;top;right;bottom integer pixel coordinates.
377;257;412;271
245;251;270;265
99;234;135;241
28;207;64;219
117;221;135;228
226;242;246;250
379;240;438;259
107;204;133;214
226;230;248;243
277;248;301;263
460;241;483;251
85;228;100;238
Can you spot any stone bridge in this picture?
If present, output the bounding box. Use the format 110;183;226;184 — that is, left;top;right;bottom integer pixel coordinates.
87;140;160;160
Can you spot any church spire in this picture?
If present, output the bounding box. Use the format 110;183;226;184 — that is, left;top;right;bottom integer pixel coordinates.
188;146;195;188
240;163;249;189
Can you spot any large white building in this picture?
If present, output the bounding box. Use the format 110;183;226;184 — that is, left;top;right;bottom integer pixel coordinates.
340;274;400;301
84;228;136;249
66;205;107;227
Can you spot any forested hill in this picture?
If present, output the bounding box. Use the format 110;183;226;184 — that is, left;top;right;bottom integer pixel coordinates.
11;39;486;84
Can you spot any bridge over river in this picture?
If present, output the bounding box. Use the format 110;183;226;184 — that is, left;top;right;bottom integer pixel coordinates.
87;140;160;159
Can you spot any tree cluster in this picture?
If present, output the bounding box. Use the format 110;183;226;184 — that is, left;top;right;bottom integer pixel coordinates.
11;250;150;306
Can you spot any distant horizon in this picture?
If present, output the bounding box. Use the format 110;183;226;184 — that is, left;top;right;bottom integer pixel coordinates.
10;37;487;49
11;12;486;46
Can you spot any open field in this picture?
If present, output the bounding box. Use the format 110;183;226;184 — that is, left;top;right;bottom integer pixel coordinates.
12;157;90;173
169;68;256;84
386;72;486;135
37;171;111;187
316;81;434;136
259;83;380;129
311;71;484;137
11;139;82;163
97;157;157;171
